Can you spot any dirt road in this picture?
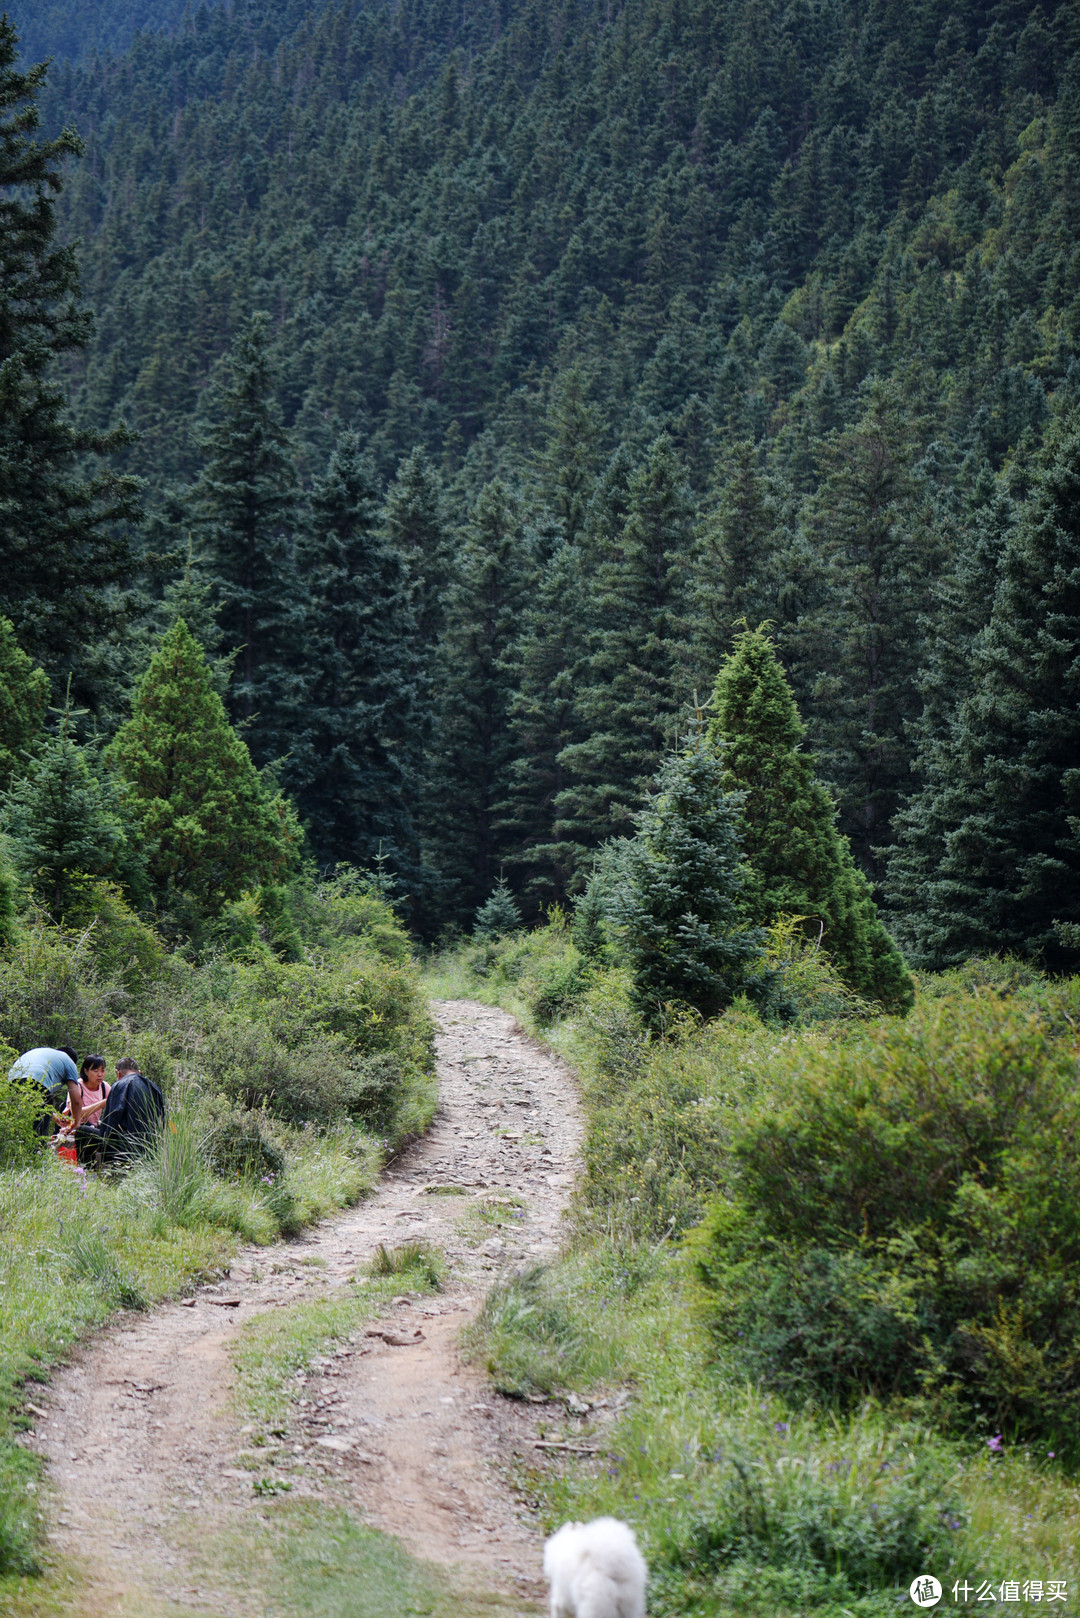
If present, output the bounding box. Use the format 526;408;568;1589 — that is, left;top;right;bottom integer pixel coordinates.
27;1000;582;1616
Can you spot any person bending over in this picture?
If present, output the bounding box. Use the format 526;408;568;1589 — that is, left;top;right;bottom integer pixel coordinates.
7;1045;80;1136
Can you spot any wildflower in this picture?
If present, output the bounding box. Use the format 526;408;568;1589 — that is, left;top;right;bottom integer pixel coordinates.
987;1433;1004;1453
774;1421;788;1433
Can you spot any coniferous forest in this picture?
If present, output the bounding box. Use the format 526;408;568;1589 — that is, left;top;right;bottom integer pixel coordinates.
6;1;1080;1609
3;0;1079;955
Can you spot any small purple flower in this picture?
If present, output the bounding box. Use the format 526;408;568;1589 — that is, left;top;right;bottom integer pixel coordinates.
987;1433;1004;1453
261;1174;275;1184
774;1421;788;1433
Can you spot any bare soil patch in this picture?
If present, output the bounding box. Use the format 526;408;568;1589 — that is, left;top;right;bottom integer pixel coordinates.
26;1000;582;1615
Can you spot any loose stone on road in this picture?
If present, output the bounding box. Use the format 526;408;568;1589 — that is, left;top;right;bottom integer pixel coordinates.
27;999;583;1616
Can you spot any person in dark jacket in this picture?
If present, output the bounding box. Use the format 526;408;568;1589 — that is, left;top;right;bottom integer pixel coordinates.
94;1056;166;1162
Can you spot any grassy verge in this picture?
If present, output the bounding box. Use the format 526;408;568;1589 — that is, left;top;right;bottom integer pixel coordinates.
430;929;1080;1617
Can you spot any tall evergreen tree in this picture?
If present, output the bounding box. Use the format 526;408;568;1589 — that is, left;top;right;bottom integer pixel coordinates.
557;434;694;852
195;313;301;766
504;537;589;907
795;380;940;879
613;730;764;1026
886;482;1014;936
0;19;140;713
710;627;913;1009
424;479;536;924
292;432;419;878
692;440;794;681
0;616;48;790
3;720;132;921
109;619;298;918
888;417;1080;967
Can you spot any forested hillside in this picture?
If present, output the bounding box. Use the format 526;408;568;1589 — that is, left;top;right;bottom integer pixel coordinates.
6;0;197;66
5;0;1080;956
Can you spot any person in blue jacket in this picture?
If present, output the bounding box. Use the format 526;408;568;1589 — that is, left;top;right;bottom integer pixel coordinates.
7;1045;80;1136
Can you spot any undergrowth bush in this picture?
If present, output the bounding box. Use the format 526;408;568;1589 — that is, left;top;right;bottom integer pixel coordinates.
692;985;1080;1453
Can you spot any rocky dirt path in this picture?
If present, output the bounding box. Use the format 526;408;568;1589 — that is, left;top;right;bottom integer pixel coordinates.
27;1000;582;1617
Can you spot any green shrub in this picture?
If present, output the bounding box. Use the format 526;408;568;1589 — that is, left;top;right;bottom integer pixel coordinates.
60;877;165;987
692;987;1080;1451
658;1418;959;1604
0;1066;47;1169
527;943;594;1026
202;1098;287;1180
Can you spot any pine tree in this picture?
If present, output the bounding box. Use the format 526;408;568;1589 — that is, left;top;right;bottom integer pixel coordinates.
795;380;940;879
0;19;140;713
109;619;299;917
886;482;1014;941
291;432;419;877
889;417;1080;967
503;537;592;908
613;730;764;1026
0;617;48;791
557;434;694;853
3;720;132;921
474;876;522;939
710;628;914;1009
424;479;536;924
195;313;302;766
535;368;603;546
692;440;794;682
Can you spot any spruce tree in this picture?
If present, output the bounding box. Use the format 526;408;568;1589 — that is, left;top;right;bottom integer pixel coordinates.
0;617;48;790
109;619;299;917
886;482;1014;941
692;440;793;682
292;432;419;877
3;724;132;921
710;628;914;1010
474;876;522;939
795;380;940;879
889;417;1080;967
504;537;590;908
0;19;140;712
557;434;694;852
613;730;763;1026
195;313;302;766
424;479;536;924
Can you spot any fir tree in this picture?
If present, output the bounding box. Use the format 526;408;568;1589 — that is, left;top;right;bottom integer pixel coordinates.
0;616;48;791
109;619;299;917
424;479;536;923
710;627;913;1010
504;537;589;908
795;380;940;879
889;418;1080;967
887;482;1014;937
558;434;694;852
613;730;763;1026
195;313;302;766
3;719;132;921
473;876;522;939
292;432;419;877
0;19;140;713
692;440;794;682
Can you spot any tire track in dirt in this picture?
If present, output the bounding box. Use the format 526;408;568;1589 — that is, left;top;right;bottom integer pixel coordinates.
25;1000;582;1616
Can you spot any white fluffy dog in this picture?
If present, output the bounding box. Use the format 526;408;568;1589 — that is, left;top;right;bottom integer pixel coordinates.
543;1517;647;1618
